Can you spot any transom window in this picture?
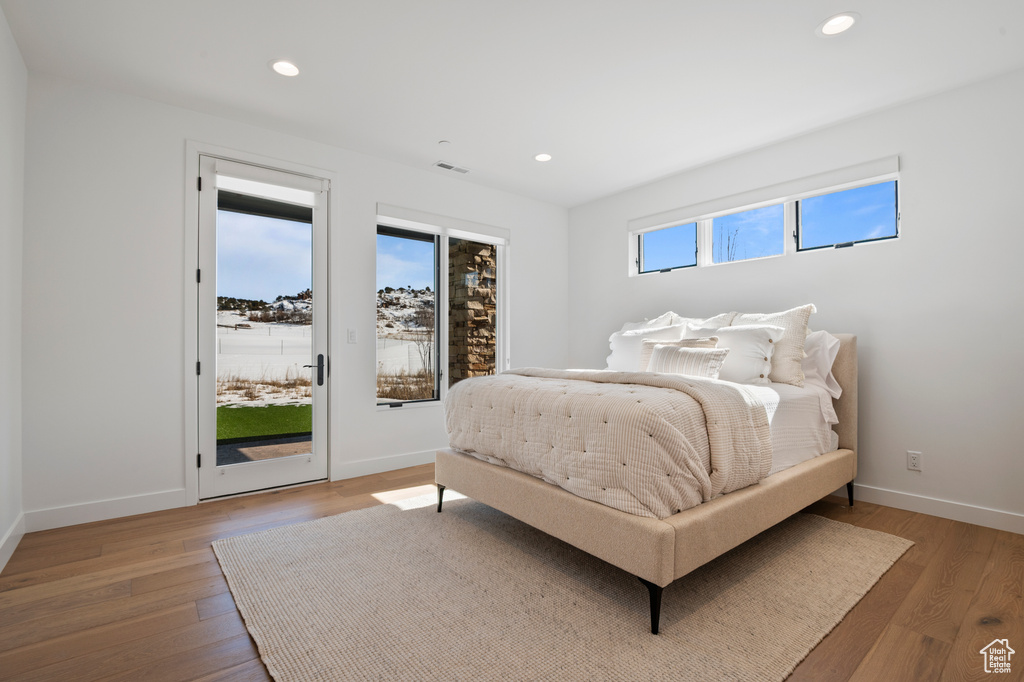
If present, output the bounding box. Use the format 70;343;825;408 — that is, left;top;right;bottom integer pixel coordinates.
632;171;899;275
637;222;696;273
712;204;785;264
797;180;898;250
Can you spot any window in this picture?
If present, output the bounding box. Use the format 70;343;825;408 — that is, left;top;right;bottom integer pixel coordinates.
376;223;502;406
630;161;900;275
376;227;439;404
638;222;696;273
797;180;898;250
712;204;785;264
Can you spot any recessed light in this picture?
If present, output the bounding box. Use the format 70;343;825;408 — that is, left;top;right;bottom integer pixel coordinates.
270;60;300;77
534;153;552;162
817;12;859;36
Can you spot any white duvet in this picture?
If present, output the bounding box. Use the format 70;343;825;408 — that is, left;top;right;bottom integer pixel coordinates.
445;368;775;519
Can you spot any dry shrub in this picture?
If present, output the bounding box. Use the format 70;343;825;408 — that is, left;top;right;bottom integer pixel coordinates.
376;366;435;401
217;367;314;403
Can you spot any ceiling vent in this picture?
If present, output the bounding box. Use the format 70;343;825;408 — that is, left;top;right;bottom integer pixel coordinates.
433;160;470;174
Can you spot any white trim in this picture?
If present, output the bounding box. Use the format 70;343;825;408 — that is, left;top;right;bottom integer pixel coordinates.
0;513;25;573
628;156;900;276
331;449;438;481
214;158;328;194
23;490;187;533
376;203;510;244
215;175;317;208
628;156;899;234
840;483;1024;535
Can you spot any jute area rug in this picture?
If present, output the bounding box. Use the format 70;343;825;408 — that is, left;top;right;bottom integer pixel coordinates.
213;495;912;682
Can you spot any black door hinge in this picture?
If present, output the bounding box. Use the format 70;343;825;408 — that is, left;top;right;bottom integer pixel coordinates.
196;268;201;283
197;176;202;191
197;453;202;468
196;361;201;375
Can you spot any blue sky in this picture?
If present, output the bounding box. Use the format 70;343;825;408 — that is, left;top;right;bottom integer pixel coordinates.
642;181;896;269
376;234;435;290
713;204;784;263
217;211;312;301
641;223;697;271
800;181;897;248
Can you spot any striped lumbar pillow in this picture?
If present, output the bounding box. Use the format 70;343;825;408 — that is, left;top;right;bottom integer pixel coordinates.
647;346;730;379
640;336;719;372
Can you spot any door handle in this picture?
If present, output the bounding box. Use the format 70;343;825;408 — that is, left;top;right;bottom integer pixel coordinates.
303;354;325;386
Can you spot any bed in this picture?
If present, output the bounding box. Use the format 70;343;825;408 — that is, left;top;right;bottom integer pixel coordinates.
435;331;857;634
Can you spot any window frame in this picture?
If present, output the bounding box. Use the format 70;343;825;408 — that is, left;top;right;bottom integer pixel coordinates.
795;179;900;252
375;210;508;409
636;222;698;274
375;225;441;407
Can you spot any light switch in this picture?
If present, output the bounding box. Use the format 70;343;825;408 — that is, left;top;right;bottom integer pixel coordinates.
347;328;358;344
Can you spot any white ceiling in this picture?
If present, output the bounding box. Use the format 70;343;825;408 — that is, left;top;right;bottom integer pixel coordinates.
4;0;1024;207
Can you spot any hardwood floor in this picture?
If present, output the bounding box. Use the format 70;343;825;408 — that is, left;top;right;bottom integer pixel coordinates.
1;464;1020;681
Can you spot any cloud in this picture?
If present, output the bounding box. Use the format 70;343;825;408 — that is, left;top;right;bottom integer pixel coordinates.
376;236;435;290
865;223;888;239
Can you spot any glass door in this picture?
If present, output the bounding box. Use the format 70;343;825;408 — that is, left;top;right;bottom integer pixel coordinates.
197;156;329;499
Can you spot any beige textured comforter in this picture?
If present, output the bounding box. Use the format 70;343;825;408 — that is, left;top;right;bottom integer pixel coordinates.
444;368;773;519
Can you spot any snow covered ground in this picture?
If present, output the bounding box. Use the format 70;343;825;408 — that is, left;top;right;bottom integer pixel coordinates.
215;288;433;406
376;288;434;374
217;311;312;406
376;335;431;374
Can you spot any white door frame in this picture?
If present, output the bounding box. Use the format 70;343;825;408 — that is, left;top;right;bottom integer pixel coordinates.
184;141;335;504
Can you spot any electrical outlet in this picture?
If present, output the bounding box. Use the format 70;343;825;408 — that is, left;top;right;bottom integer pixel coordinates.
907;450;922;472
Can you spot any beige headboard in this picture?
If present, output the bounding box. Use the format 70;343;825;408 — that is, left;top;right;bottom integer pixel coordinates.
830;333;858;454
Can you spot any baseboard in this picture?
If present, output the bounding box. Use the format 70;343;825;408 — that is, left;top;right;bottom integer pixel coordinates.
0;512;26;573
24;489;188;533
332;449;437;482
834;483;1024;535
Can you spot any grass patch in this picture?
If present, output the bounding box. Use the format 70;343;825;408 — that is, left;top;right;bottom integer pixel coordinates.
217;404;312;443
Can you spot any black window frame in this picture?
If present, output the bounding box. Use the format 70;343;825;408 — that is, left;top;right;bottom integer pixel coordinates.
636;222;698;274
375;225;441;406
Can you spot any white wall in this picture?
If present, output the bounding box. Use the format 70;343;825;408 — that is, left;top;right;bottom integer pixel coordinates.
0;5;26;568
22;75;568;530
568;68;1024;533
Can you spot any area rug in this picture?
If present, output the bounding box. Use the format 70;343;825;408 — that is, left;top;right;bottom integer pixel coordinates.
213;495;912;682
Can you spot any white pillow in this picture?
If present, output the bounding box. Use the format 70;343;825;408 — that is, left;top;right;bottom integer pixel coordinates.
618;311;681;332
686;324;783;385
802;330;842;398
639;336;718;372
647;346;729;379
682;311;737;331
732;304;816;386
606;324;685;371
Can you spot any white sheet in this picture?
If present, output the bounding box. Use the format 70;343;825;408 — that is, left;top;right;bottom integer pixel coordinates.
745;382;838;476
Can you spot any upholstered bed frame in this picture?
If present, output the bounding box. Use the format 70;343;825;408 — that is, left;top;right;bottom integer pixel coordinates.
435;334;857;634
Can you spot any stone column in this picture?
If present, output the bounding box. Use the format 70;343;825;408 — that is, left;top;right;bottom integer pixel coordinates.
448;239;497;386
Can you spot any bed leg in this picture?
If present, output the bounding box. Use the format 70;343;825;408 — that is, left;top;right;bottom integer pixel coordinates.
436;484;446;513
846;481;854;507
637;577;664;635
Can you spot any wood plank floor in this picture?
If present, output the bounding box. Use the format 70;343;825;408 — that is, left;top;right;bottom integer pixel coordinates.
1;463;1021;681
